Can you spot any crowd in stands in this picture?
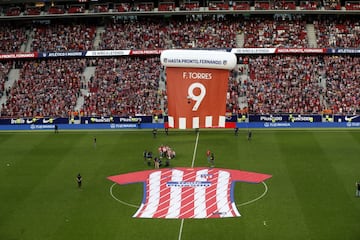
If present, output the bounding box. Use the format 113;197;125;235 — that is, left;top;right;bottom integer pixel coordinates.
241;16;308;48
24;6;41;15
345;1;360;10
0;24;27;53
1;59;85;118
5;6;21;16
208;1;229;10
99;16;239;50
158;2;176;11
82;57;162;117
323;56;360;115
31;23;96;52
240;55;360;114
1;16;359;52
0;61;12;99
91;3;109;13
273;0;297;10
99;19;171;50
114;3;131;12
232;1;250;10
299;0;321;10
227;70;242;114
47;5;65;14
179;2;200;10
254;1;271;10
67;5;86;14
244;55;324;114
254;0;296;10
314;17;360;48
2;0;360;15
323;0;341;10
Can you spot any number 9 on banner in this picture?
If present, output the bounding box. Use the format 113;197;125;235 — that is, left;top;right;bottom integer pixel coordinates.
188;82;206;111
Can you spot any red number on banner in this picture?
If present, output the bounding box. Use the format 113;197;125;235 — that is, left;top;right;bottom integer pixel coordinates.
188;82;206;111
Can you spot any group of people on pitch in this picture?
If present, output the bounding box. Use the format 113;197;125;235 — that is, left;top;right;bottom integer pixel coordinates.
143;145;176;168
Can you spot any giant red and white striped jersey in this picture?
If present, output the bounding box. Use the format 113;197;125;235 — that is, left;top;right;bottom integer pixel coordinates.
108;167;271;219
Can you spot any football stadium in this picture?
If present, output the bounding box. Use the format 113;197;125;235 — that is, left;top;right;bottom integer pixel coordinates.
0;1;360;240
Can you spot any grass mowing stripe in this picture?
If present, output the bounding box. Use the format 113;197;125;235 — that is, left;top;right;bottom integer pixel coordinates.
0;133;59;224
314;131;360;239
275;131;360;240
241;130;311;240
3;133;94;239
178;130;200;240
0;133;87;239
349;130;360;146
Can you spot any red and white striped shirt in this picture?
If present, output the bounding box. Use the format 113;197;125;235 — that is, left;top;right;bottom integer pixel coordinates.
108;167;271;219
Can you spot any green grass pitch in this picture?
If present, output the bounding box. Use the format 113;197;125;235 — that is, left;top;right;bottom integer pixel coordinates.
1;129;360;240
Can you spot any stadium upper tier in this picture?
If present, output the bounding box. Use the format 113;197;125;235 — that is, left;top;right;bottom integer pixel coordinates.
0;15;359;52
0;0;360;18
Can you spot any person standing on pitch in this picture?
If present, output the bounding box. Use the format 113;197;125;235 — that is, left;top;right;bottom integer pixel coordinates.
247;130;252;141
93;136;97;148
206;149;211;163
76;173;82;188
143;150;147;164
209;153;215;167
356;181;360;197
154;157;160;169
